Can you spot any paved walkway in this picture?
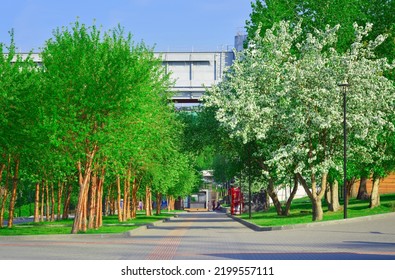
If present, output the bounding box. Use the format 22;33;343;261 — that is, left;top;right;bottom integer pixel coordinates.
0;211;394;260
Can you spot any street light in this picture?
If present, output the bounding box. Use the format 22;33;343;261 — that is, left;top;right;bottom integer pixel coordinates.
338;81;349;219
247;143;252;219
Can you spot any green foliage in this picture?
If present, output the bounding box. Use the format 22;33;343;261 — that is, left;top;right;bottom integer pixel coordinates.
1;21;199;229
246;0;395;57
241;193;395;226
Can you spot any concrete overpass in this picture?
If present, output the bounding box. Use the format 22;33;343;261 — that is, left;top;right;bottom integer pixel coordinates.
19;49;235;110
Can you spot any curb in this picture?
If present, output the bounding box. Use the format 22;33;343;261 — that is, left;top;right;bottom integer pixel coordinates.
227;211;395;231
125;215;178;237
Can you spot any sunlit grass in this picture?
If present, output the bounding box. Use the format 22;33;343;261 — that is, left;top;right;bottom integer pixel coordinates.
240;193;395;227
0;211;175;236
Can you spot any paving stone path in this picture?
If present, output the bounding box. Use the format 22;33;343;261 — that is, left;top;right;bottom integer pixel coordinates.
0;211;394;260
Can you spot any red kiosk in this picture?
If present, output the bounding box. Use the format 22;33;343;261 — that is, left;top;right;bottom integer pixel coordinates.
229;187;243;215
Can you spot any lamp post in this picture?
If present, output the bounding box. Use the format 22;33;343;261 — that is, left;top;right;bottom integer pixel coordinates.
338;82;349;219
248;143;252;219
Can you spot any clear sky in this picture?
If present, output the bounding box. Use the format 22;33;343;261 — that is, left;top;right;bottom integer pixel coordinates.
1;0;252;52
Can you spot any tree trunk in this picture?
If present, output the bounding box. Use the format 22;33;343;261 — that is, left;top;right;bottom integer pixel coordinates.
156;192;162;215
123;171;131;221
95;166;105;229
312;198;324;221
56;182;64;221
145;186;152;216
297;172;327;221
45;182;50;222
0;163;6;228
62;184;72;220
369;177;380;208
131;178;138;219
0;187;6;228
7;159;19;228
71;146;97;234
33;183;40;222
40;183;45;222
50;183;55;222
88;173;97;229
0;164;9;228
95;177;102;229
105;183;113;216
357;176;369;200
168;196;175;211
0;187;7;229
117;176;122;222
122;177;127;221
81;194;87;232
281;175;298;216
325;185;331;205
266;178;282;215
328;180;341;212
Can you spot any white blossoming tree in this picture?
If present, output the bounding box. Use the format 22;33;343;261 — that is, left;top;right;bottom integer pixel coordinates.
204;21;395;221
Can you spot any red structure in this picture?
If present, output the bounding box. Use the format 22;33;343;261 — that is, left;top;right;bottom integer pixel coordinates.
229;187;243;215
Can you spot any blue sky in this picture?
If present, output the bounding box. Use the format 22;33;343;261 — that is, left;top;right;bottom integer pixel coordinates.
1;0;252;52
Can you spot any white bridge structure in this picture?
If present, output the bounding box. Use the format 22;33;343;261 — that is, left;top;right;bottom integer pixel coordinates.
22;34;247;110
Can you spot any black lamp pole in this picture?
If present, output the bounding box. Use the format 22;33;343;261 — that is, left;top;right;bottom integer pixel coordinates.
248;142;252;219
338;82;349;219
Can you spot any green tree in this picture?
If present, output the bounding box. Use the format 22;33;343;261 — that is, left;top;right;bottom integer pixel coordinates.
246;0;394;55
0;33;41;228
41;21;173;233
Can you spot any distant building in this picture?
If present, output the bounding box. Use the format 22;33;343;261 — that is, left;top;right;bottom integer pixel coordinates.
157;51;234;110
234;33;247;52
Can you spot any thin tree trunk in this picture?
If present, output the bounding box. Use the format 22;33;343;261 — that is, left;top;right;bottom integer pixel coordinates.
0;163;8;228
0;188;7;228
126;169;132;220
62;184;72;220
95;171;104;229
33;183;40;222
168;196;175;211
156;193;162;215
357;176;369;200
50;183;55;222
105;183;112;216
281;175;298;216
145;186;152;216
40;183;45;222
8;159;19;228
328;180;341;212
123;175;130;221
131;178;138;219
57;182;64;221
81;194;88;232
1;159;12;228
0;187;6;228
45;182;50;222
369;177;381;208
117;175;122;222
266;178;282;216
0;163;6;228
88;173;97;229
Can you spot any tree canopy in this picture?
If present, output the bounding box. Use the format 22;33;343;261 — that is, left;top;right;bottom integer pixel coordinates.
204;20;395;220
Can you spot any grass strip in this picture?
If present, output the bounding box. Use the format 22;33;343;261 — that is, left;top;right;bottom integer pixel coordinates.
240;193;395;227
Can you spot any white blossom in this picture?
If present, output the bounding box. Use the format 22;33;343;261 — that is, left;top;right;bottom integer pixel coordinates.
204;20;395;182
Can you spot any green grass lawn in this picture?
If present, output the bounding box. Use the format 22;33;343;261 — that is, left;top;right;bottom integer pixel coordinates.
0;211;177;236
240;193;395;227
